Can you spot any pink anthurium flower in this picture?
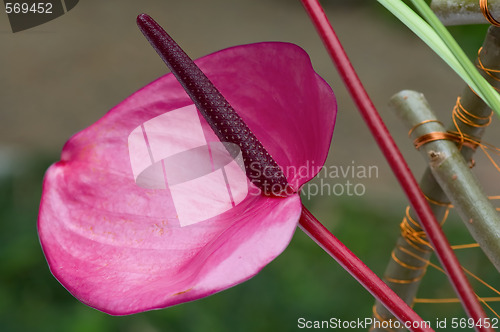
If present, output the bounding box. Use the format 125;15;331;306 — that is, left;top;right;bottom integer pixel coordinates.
38;15;435;328
38;19;336;314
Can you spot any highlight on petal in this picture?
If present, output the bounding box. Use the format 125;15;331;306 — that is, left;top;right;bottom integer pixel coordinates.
38;42;336;314
128;104;248;226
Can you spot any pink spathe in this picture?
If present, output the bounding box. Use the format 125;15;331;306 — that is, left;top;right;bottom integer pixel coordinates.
129;104;249;226
38;42;336;315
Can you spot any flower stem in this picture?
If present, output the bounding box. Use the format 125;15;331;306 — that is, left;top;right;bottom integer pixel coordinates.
299;0;489;327
299;205;432;331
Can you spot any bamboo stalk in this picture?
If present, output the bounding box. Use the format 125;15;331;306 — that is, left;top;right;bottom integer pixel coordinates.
300;0;488;326
373;26;500;330
394;91;500;267
431;0;500;26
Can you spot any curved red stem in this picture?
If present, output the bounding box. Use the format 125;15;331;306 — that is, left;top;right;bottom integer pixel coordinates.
299;0;489;329
299;205;432;331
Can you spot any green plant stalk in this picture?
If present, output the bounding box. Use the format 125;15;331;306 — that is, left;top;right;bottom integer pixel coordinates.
453;26;500;168
431;0;500;26
397;91;500;268
378;0;479;96
373;27;500;328
410;0;500;112
374;91;500;331
378;0;500;117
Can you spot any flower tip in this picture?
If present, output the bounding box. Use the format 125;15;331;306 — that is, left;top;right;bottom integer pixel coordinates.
136;13;151;24
136;13;158;33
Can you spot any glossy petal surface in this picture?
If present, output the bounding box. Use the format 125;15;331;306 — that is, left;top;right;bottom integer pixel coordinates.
38;42;336;314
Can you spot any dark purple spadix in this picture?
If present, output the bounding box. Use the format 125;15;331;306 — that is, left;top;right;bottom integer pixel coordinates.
136;13;291;197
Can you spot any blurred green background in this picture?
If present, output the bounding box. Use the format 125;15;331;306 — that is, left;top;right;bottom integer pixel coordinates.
1;1;499;331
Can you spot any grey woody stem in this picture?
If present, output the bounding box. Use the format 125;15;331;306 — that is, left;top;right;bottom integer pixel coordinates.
373;26;500;331
300;0;488;328
394;90;500;269
431;0;500;25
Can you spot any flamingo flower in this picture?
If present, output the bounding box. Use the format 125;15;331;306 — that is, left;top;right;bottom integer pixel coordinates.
37;16;336;314
38;15;432;328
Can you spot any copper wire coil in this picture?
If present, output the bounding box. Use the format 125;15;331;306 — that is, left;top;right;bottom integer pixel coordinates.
481;0;500;27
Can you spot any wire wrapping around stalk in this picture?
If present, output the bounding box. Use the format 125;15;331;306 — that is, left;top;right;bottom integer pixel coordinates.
481;0;500;27
298;205;432;331
299;0;489;328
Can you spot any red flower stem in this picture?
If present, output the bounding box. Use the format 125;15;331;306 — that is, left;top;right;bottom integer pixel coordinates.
299;0;489;328
299;205;432;331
